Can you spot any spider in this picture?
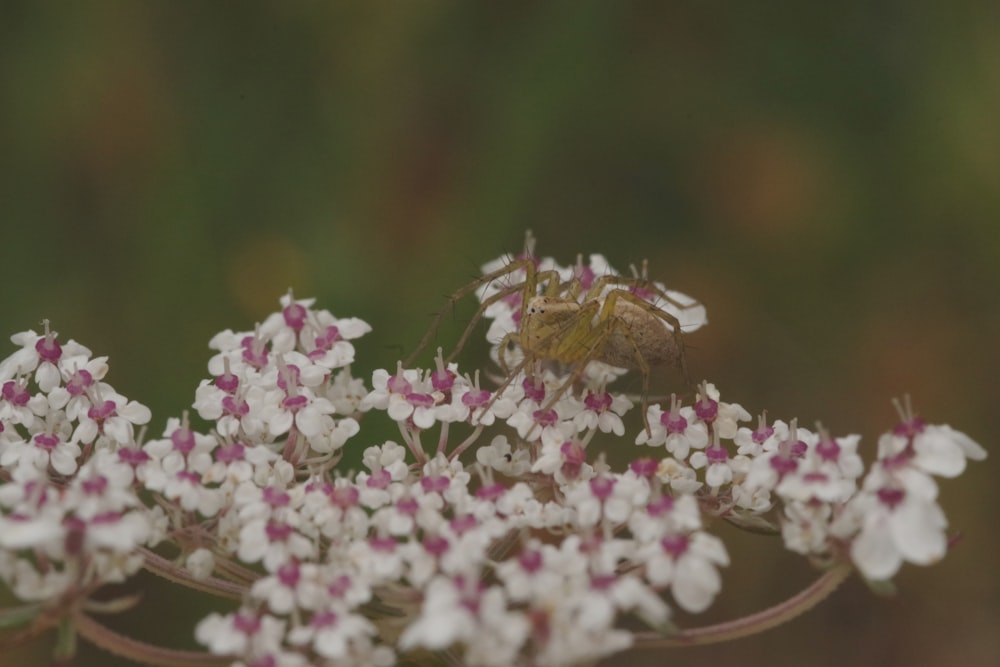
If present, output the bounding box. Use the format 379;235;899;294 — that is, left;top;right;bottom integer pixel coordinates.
407;233;707;434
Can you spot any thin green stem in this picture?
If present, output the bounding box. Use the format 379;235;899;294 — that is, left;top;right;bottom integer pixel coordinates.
0;602;42;630
54;616;77;661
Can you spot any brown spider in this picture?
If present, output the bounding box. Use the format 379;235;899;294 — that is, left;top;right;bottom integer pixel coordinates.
407;233;705;434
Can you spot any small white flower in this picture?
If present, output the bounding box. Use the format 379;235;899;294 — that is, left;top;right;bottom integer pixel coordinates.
71;391;151;447
572;390;632;436
238;516;316;572
846;482;948;581
781;501;834;556
635;397;708;459
879;424;987;479
476;435;531;477
185;547;215;580
195;610;286;657
287;608;377;659
640;530;729;613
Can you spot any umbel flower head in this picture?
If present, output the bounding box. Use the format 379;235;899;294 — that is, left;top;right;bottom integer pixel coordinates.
0;243;986;667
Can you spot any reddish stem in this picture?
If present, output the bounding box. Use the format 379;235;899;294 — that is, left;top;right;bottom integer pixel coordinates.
632;563;853;648
73;612;231;667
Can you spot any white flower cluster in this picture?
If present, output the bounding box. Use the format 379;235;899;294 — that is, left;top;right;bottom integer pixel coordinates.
0;326;157;601
0;250;987;667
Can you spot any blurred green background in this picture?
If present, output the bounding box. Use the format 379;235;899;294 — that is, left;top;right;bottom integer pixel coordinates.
2;2;997;666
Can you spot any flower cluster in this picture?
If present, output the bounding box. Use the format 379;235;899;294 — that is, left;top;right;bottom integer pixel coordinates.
0;326;157;603
0;246;987;667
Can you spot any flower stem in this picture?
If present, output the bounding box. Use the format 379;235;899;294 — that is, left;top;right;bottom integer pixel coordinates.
140;548;246;600
54;617;77;662
632;563;853;648
73;612;231;667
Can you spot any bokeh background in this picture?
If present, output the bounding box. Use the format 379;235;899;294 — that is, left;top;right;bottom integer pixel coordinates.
2;2;997;666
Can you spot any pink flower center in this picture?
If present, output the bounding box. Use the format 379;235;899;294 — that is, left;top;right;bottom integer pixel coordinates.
67;369;94;396
3;381;30;406
661;534;690;557
35;334;62;363
519;549;543;573
282;303;308;331
630;457;658;477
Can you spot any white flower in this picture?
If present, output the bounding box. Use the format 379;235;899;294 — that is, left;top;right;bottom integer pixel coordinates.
742;421;816;495
846;482;948;581
781;501;834;556
775;432;863;504
627;493;703;543
261;388;337;439
654;457;703;494
356;441;410;507
71;391;151;446
697;383;751;438
399;577;476;651
185;548;215;580
4;557;73;601
252;560;313;615
531;439;594;484
399;576;528;667
287;608;377;659
0;379;40;428
689;440;735;491
324;368;369;414
195;610;286;656
1;329;93;392
257;294;370;369
142;467;224;517
0;430;81;477
476;435;531;477
496;540;575;603
572;390;632;436
143;419;217;476
0;511;63;551
635;397;708;459
640;530;729;613
361;366;442;429
879;424;987;479
494;483;569;528
238;516;316;572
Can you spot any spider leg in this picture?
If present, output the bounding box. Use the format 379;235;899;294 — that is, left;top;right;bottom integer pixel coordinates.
481;353;536;419
496;331;523;375
456;265;563;366
586;270;703;333
404;258;562;367
405;257;529;366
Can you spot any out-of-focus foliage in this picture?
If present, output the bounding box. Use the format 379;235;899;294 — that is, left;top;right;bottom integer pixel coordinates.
1;2;997;666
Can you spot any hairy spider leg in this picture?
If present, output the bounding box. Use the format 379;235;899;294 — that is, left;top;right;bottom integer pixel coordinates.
446;264;564;366
496;329;524;376
403;255;561;367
